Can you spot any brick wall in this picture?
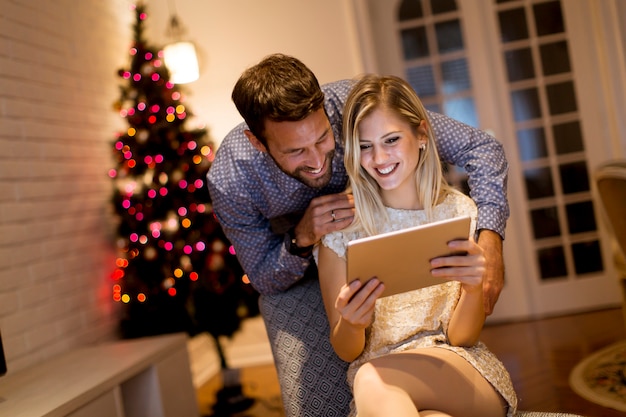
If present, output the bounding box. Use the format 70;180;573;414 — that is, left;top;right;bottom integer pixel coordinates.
0;0;133;373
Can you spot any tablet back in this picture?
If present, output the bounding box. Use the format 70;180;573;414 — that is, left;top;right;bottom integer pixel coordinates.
346;215;471;298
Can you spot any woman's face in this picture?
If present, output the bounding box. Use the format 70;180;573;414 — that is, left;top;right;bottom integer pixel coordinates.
357;106;427;208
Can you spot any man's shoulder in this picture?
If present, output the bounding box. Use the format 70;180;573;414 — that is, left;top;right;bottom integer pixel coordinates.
321;79;354;94
213;122;257;160
321;79;354;103
321;79;354;126
208;122;259;184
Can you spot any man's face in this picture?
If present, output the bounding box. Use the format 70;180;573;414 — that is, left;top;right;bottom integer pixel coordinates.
260;108;336;189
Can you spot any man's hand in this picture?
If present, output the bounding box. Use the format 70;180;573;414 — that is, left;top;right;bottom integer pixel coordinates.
430;238;486;291
293;192;355;247
477;229;505;315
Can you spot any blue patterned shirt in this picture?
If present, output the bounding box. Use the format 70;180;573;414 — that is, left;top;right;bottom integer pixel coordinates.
207;80;509;295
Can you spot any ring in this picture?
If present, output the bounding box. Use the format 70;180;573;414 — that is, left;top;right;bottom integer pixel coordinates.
331;210;336;221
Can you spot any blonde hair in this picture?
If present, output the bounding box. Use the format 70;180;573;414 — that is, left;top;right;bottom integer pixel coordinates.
342;74;456;236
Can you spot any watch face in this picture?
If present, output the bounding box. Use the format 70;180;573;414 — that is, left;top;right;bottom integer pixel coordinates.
287;233;300;255
286;230;312;257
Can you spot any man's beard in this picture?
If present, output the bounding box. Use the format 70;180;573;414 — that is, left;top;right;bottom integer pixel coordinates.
274;149;335;189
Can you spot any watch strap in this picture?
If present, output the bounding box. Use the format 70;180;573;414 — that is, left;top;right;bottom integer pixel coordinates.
285;227;314;257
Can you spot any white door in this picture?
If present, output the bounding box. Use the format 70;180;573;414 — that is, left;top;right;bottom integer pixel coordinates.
353;0;626;321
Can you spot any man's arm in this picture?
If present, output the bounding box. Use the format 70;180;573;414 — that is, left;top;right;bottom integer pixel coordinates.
208;184;354;295
428;111;509;236
428;111;509;314
477;230;504;315
204;124;319;295
206;177;311;295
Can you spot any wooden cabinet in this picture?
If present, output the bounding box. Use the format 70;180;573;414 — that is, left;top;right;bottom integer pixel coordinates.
0;333;199;417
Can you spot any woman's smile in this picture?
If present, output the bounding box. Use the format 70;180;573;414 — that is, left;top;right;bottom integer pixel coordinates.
375;164;398;176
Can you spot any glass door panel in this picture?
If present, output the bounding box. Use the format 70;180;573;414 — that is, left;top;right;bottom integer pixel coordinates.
357;0;623;320
494;0;602;283
397;0;477;127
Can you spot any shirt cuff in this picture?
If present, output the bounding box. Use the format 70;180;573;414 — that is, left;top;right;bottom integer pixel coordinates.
476;205;507;240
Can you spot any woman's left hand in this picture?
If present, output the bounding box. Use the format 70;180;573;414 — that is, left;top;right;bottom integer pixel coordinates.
429;238;485;290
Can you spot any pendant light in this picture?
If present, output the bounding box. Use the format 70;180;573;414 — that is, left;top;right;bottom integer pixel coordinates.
163;1;199;84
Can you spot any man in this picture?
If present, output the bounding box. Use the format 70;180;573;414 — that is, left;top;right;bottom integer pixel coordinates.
207;53;508;417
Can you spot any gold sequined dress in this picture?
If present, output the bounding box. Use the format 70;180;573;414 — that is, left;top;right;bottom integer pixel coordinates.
321;192;518;417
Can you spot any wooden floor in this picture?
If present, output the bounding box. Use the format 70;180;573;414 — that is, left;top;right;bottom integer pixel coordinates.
196;307;626;417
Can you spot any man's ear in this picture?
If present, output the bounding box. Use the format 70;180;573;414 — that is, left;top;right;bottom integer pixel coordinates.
244;130;268;153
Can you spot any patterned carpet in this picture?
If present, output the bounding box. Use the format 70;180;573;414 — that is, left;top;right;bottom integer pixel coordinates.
569;340;626;413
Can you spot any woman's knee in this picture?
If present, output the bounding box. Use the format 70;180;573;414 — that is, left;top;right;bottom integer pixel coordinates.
354;362;384;393
353;362;419;416
354;361;404;404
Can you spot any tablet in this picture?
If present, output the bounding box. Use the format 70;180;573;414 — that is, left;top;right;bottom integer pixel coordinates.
346;215;471;298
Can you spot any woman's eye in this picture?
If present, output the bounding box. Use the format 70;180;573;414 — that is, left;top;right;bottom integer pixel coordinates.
386;136;400;144
359;144;371;150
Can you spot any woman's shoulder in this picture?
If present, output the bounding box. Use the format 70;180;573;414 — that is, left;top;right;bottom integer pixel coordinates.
324;216;369;251
443;190;476;210
321;229;356;259
440;190;478;234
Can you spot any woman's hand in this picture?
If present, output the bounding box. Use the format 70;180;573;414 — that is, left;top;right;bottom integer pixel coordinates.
429;238;486;291
335;278;385;330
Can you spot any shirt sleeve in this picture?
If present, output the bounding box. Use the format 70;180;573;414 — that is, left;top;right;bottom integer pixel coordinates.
427;111;510;238
206;146;312;296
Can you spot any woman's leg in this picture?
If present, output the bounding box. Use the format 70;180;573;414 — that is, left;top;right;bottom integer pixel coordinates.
353;360;420;417
352;348;507;417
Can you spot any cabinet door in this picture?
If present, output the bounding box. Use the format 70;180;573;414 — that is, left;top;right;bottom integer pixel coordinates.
67;387;125;417
154;346;200;417
355;0;625;320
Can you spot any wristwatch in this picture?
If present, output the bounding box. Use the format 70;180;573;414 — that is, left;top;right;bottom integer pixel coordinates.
285;227;314;258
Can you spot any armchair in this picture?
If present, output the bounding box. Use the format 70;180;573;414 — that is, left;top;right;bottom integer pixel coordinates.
594;160;626;320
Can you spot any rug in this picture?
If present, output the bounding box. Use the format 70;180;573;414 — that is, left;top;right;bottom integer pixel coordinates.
569;340;626;412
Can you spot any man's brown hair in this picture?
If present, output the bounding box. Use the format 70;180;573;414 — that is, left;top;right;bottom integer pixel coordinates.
231;54;325;146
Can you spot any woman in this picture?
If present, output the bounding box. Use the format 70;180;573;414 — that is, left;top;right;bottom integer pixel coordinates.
317;74;517;417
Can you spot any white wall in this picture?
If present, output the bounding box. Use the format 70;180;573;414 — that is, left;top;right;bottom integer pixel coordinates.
0;0;364;374
143;0;365;145
0;0;132;372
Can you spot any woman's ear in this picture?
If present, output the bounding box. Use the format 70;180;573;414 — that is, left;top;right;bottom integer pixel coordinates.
417;120;429;148
417;119;429;136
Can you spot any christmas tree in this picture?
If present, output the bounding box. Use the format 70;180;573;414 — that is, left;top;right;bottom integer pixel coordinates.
109;3;258;340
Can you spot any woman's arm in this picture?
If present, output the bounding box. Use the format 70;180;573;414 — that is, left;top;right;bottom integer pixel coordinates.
431;238;486;346
448;281;485;347
317;244;384;362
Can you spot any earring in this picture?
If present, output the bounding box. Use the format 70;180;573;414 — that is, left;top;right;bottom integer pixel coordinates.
419;143;426;150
